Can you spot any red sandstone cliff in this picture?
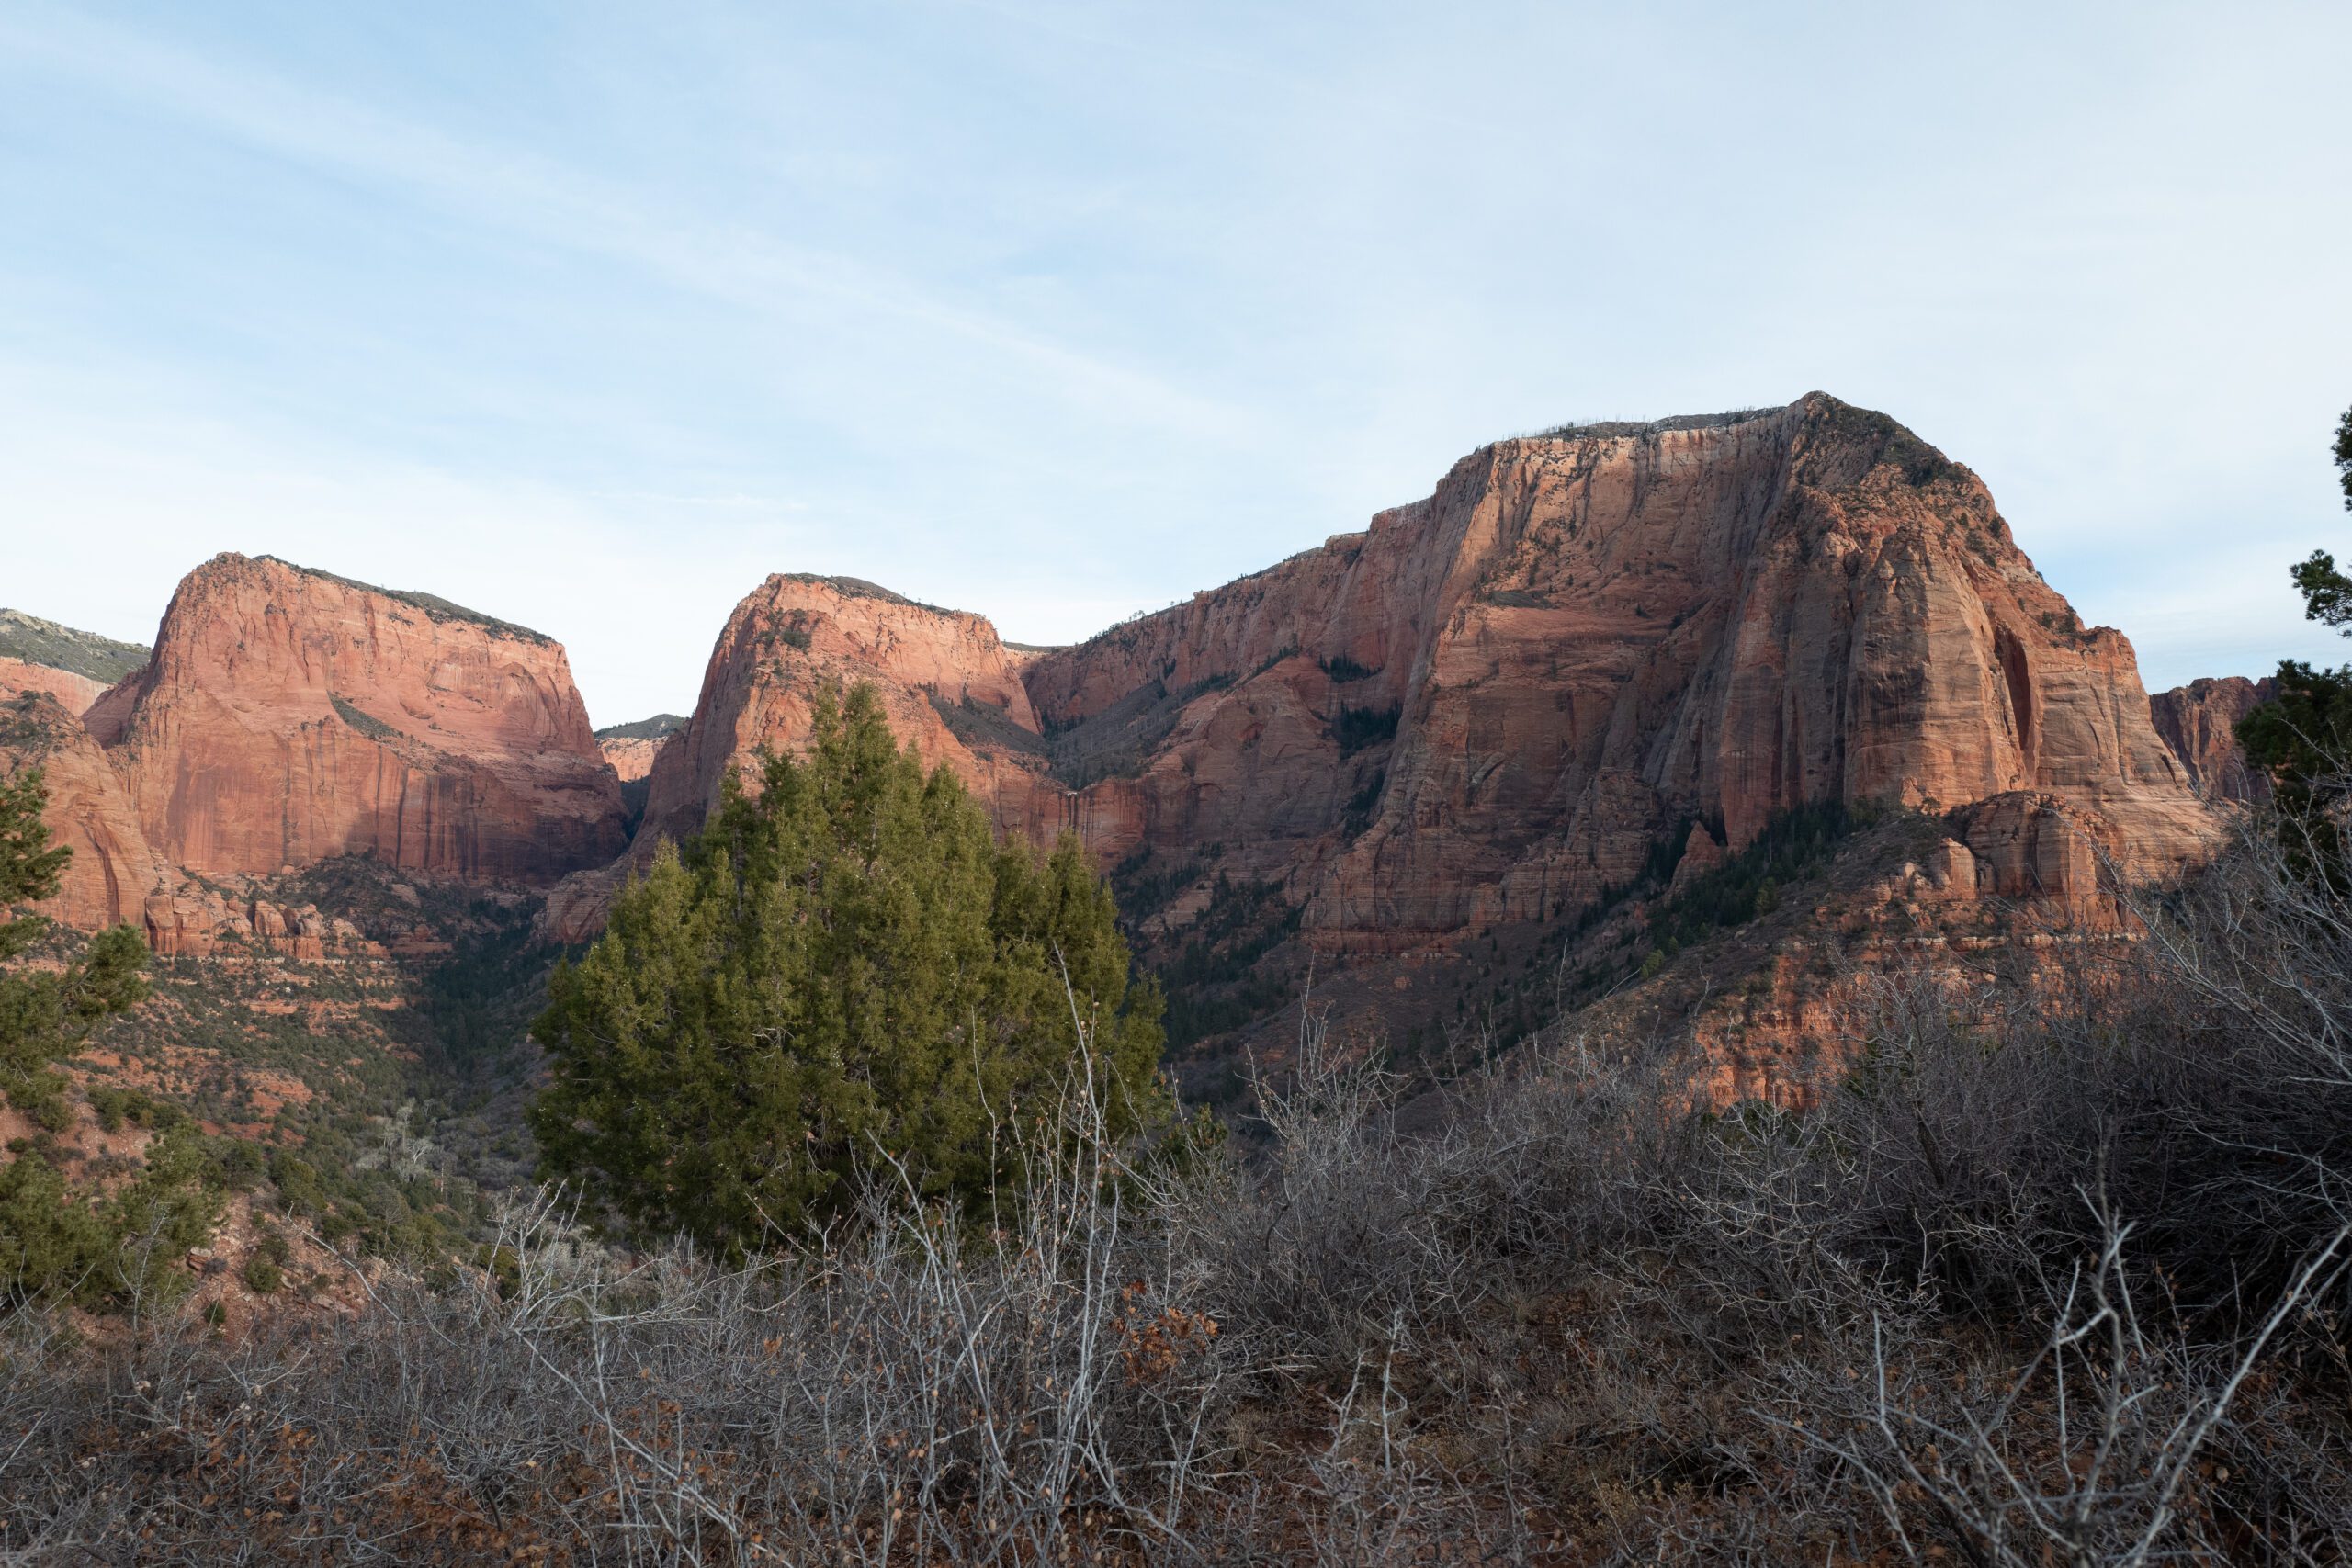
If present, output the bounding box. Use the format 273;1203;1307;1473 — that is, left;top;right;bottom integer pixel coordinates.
590;398;2214;977
1020;396;2212;951
600;737;664;783
0;658;107;716
548;393;2219;1061
544;578;1071;940
0;686;177;931
0;678;379;959
89;555;627;886
633;575;1065;853
2150;676;2274;804
595;713;686;784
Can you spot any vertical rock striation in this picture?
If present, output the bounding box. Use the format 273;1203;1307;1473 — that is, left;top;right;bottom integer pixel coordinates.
565;396;2220;990
89;555;626;885
0;686;176;931
2149;675;2275;804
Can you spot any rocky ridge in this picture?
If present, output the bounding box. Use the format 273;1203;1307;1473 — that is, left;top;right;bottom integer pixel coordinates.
615;396;2213;932
550;394;2225;1072
6;398;2255;1085
1027;397;2211;944
0;607;149;687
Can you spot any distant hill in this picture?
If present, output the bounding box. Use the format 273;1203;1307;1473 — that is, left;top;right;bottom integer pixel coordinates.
594;713;688;741
596;716;689;835
0;608;150;683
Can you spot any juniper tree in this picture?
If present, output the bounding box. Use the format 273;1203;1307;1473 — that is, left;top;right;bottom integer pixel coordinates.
0;751;214;1307
0;763;148;1122
531;683;1165;1256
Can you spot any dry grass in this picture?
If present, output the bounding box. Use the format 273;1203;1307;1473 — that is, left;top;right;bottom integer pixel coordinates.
7;813;2352;1563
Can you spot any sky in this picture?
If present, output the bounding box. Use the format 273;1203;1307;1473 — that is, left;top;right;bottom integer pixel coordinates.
4;1;2349;725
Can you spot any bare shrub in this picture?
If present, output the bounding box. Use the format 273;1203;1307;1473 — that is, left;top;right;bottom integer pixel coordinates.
0;1058;1250;1565
9;809;2352;1562
1789;1217;2348;1567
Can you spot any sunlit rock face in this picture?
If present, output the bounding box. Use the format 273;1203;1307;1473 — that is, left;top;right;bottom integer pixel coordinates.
86;554;626;886
596;395;2212;965
1021;393;2212;948
632;574;1060;856
0;685;175;931
0;658;107;716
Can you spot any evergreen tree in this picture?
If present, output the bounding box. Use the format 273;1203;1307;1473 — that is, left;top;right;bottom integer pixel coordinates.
2240;402;2352;857
0;759;214;1307
531;683;1165;1257
2337;404;2352;512
0;766;148;1122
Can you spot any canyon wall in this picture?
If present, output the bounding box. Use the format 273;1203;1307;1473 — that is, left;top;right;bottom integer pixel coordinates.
88;555;626;886
2150;675;2275;804
1017;396;2213;950
633;574;1068;854
601;738;663;783
10;395;2225;1069
0;658;106;716
604;396;2215;1020
0;685;177;931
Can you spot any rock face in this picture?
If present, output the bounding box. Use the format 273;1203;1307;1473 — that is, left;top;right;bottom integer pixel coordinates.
544;577;1074;942
137;886;376;962
88;555;627;885
616;397;2216;1020
1023;395;2213;949
0;687;176;931
2150;676;2274;804
594;714;687;844
1;677;389;957
635;575;1066;855
0;658;106;716
595;715;687;784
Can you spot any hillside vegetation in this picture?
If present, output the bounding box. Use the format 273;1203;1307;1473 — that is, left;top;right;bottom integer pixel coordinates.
6;776;2351;1562
0;609;148;683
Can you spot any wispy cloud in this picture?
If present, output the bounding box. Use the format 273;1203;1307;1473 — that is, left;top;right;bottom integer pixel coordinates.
0;4;1242;440
2;0;2346;720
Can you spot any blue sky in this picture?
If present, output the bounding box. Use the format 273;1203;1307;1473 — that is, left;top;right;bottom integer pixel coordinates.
5;1;2348;723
